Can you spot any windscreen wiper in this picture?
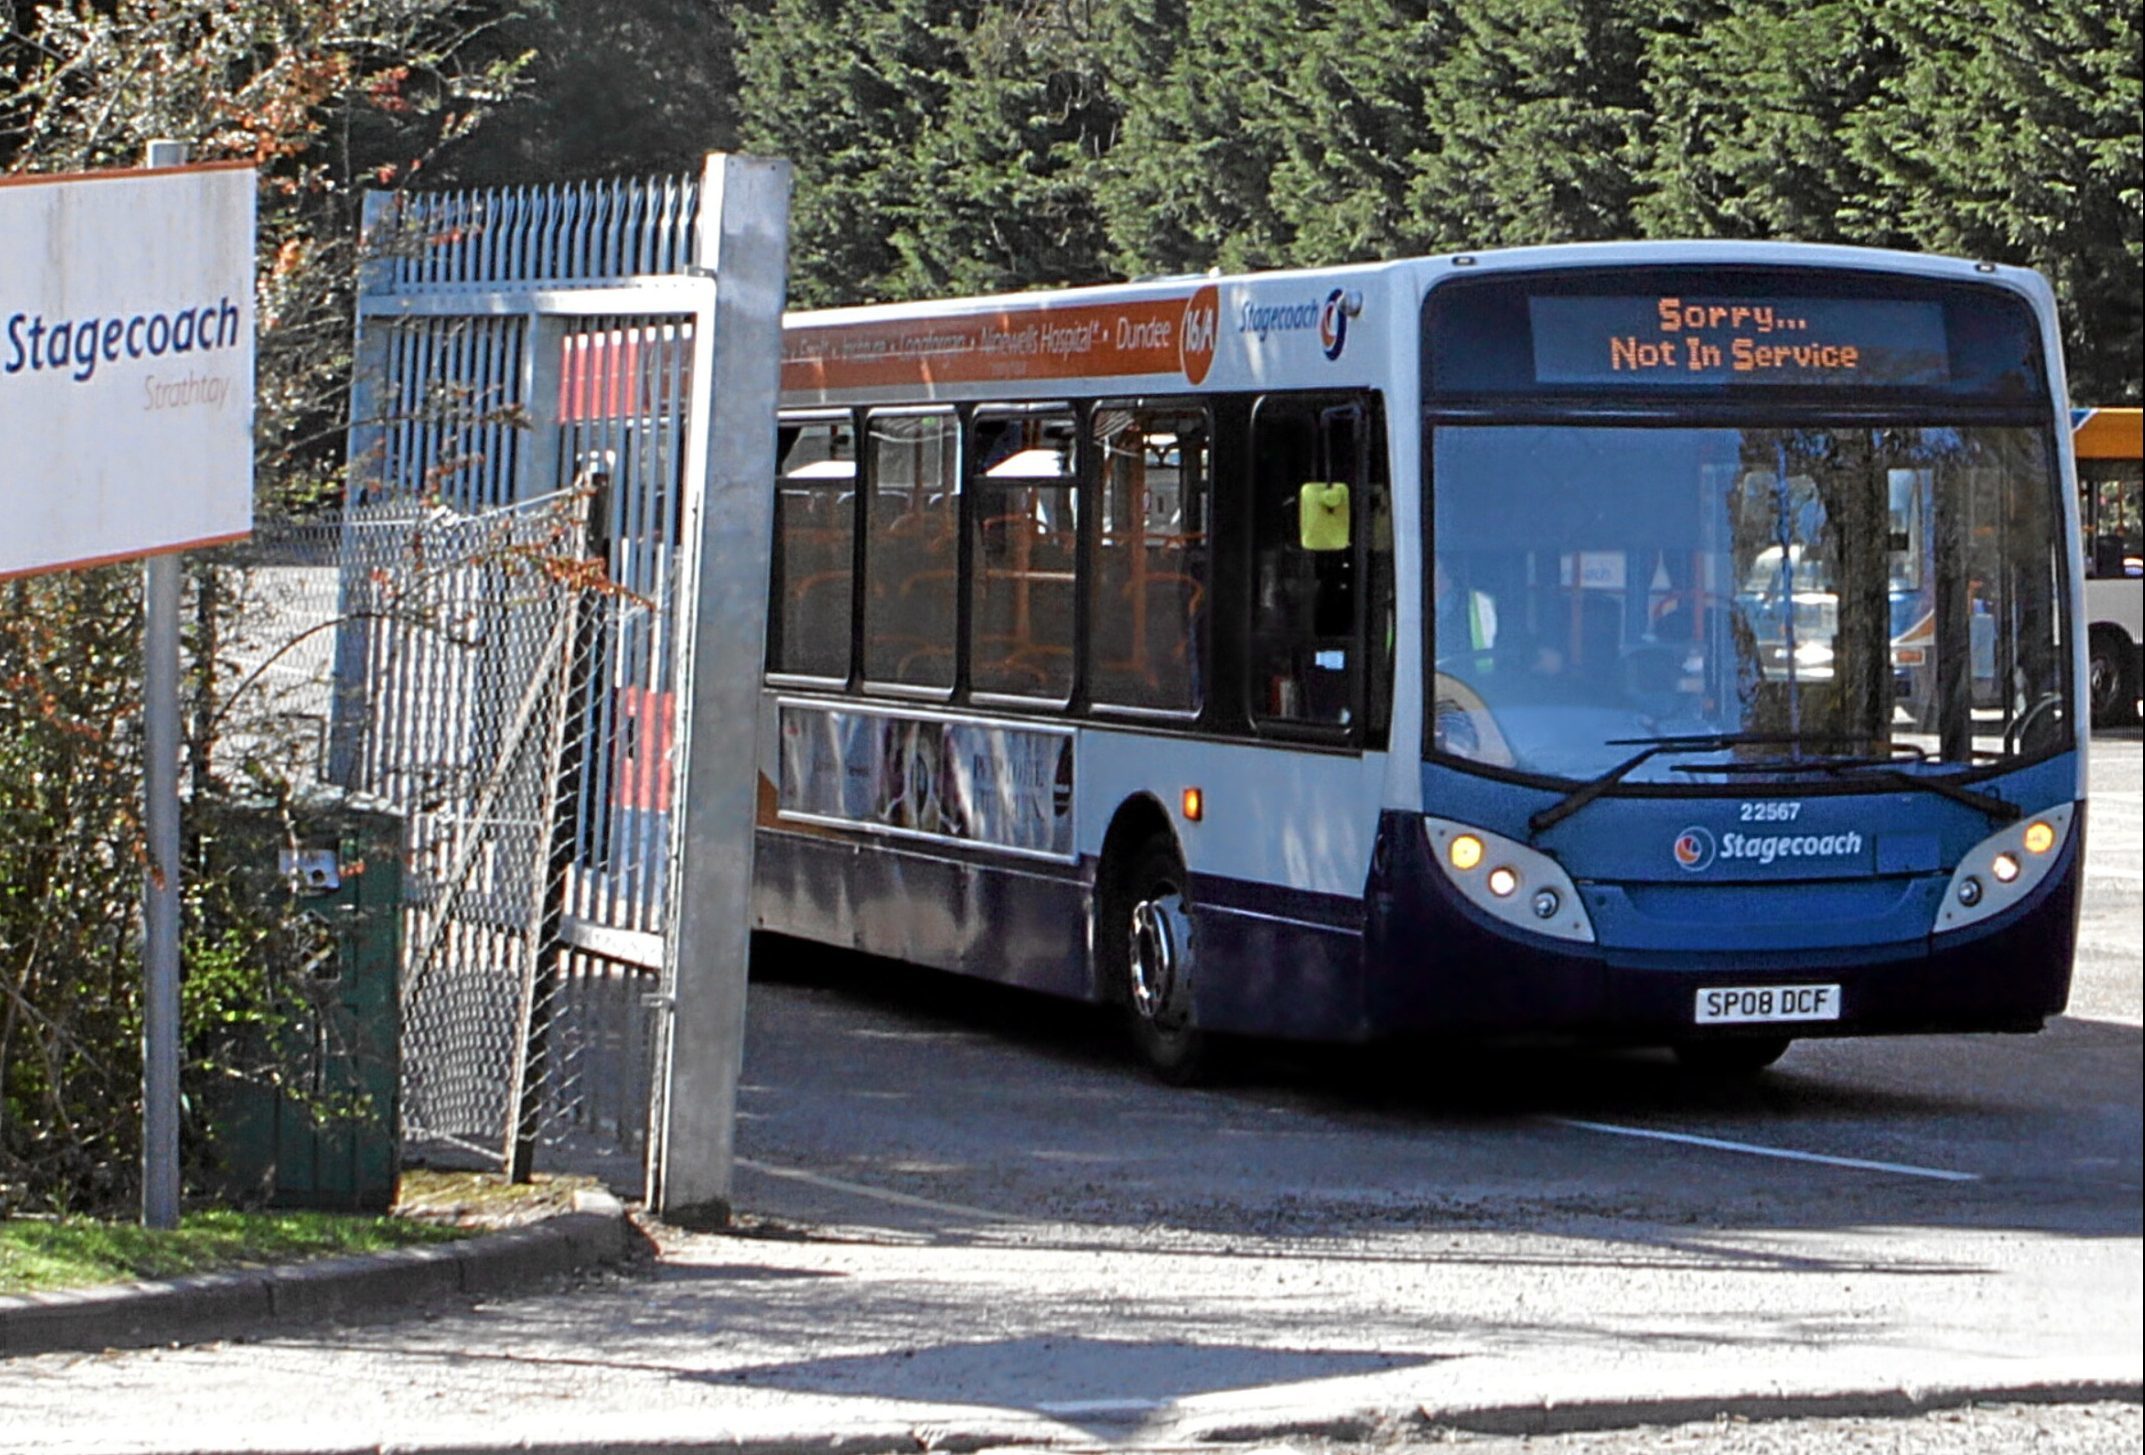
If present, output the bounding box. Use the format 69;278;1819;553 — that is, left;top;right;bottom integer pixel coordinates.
1527;732;1844;836
1667;747;2021;824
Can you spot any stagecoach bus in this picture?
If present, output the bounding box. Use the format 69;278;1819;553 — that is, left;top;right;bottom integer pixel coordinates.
753;241;2087;1080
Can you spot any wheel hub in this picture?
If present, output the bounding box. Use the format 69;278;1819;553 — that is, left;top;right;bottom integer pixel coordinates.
1127;892;1190;1024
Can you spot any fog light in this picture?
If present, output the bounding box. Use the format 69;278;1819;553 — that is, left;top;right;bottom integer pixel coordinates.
1449;834;1484;872
1957;876;1983;907
1486;865;1520;898
1531;888;1561;920
2023;820;2055;855
1991;852;2021;884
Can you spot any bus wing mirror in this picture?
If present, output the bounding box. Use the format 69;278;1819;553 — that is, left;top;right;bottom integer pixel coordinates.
1300;481;1351;551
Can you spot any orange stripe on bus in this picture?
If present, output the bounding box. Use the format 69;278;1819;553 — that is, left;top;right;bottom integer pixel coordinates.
782;294;1206;393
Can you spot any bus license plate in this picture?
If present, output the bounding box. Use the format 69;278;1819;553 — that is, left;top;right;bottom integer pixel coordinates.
1694;984;1842;1025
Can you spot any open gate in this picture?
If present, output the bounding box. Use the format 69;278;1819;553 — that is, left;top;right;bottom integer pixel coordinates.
333;161;774;1182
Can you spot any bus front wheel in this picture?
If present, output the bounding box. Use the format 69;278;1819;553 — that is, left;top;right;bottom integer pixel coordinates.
1105;835;1211;1085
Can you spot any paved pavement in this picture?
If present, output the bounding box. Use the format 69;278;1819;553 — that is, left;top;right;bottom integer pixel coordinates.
1;1196;2137;1454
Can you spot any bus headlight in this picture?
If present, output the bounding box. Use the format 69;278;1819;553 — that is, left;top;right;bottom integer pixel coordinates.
1935;803;2074;936
1424;816;1595;944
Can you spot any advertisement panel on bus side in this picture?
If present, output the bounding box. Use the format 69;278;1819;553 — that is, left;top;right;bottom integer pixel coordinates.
776;701;1076;860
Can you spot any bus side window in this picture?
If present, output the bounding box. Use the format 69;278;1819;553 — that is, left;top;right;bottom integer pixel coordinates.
969;408;1079;701
862;410;960;691
768;415;858;680
1248;395;1367;729
1090;403;1209;713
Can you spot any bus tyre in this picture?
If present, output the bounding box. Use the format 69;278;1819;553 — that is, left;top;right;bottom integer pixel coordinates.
2088;629;2137;726
1108;836;1211;1085
1674;1036;1791;1077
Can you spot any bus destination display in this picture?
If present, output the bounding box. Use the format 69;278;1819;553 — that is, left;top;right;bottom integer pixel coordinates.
1529;295;1952;387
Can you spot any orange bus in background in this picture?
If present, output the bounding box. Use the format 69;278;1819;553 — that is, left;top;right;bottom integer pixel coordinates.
2076;406;2143;725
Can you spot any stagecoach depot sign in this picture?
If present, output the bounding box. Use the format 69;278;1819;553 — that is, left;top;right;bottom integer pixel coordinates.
0;162;255;579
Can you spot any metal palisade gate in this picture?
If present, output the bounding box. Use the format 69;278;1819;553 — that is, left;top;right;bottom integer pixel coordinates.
337;164;741;1179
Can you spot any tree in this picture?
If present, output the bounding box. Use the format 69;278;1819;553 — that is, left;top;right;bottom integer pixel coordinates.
735;0;972;305
1099;0;1452;275
1846;0;2142;402
1096;0;1308;276
1406;0;1651;248
887;0;1121;297
445;0;743;185
1636;0;1904;242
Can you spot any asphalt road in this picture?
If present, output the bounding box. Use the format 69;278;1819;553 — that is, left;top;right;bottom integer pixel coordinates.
3;735;2137;1455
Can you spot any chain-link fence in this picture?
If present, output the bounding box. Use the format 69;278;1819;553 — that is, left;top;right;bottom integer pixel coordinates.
203;492;667;1179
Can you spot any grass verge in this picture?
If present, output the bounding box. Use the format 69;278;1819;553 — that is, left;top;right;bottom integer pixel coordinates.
0;1208;468;1295
1;1171;609;1296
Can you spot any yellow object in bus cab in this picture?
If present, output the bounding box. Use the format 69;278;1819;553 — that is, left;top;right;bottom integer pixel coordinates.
1300;481;1351;551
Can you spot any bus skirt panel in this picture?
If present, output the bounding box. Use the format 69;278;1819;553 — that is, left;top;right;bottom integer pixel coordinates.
754;827;1096;1000
1184;875;1373;1042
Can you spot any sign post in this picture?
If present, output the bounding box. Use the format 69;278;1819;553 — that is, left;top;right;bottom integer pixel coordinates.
138;139;188;1232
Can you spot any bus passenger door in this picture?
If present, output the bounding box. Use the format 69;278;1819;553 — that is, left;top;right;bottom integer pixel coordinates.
1246;393;1391;742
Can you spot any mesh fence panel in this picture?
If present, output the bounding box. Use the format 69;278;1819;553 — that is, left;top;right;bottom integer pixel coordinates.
203;492;665;1175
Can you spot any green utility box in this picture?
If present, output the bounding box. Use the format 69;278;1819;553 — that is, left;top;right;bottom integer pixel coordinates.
211;804;404;1211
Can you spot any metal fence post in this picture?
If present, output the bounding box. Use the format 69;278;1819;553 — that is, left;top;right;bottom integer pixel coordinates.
646;154;791;1222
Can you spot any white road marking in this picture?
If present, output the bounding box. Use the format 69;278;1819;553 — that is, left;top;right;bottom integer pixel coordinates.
1548;1117;1981;1182
736;1156;1020;1221
1035;1398;1168;1418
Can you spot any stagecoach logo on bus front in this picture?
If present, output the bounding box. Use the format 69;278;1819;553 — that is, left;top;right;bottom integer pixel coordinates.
1673;825;1717;872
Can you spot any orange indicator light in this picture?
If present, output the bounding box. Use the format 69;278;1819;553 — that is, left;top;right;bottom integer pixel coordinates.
1450;834;1484;872
2022;821;2055;855
1181;787;1204;823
